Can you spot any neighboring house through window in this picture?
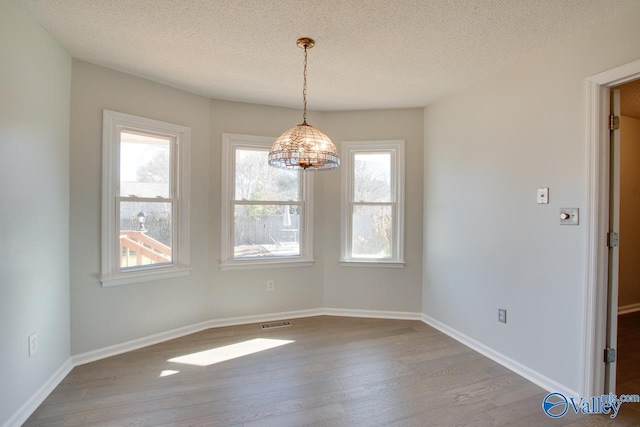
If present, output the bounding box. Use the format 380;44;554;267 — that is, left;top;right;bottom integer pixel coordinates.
221;133;314;270
101;110;190;286
341;140;405;267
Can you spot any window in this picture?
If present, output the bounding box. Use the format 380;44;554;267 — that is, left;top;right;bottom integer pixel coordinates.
101;110;190;286
341;140;405;267
221;134;313;270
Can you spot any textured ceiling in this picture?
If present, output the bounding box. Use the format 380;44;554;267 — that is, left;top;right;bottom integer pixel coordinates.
618;79;640;120
16;0;640;111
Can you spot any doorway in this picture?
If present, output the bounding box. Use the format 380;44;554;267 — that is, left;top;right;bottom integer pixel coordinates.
583;59;640;398
612;79;640;395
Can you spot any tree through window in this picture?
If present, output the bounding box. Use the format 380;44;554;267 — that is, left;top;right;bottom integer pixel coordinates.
221;134;314;270
101;110;190;286
341;140;405;267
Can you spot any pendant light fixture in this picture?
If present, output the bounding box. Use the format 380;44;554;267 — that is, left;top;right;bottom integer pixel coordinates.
268;38;339;171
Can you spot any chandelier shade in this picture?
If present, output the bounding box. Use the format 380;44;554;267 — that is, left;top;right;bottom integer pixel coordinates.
268;38;339;171
268;122;339;170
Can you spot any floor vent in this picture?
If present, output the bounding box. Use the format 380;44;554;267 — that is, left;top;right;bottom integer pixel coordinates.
261;320;292;330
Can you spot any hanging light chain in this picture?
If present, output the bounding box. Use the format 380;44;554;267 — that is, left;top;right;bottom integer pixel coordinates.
268;38;339;171
302;44;308;124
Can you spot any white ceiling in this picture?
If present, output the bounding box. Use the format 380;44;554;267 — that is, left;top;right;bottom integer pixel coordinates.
16;0;639;111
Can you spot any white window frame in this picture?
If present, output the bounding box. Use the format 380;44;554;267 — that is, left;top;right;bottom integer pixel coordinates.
221;133;314;270
100;110;190;286
340;140;405;268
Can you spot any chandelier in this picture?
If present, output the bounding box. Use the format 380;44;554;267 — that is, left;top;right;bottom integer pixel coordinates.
268;38;339;171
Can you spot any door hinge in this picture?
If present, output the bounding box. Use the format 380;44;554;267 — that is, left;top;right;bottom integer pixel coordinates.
604;348;616;363
607;231;619;248
609;114;620;131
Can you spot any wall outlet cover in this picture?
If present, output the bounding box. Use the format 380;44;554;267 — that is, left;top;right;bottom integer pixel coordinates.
498;309;507;324
537;187;549;204
28;333;38;356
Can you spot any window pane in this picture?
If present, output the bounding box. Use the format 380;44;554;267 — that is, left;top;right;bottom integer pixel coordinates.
120;131;171;198
235;149;299;201
234;204;300;259
120;201;173;269
353;153;391;202
352;205;392;258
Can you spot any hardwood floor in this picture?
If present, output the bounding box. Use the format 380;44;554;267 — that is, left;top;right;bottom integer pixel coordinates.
24;316;640;426
617;312;640;396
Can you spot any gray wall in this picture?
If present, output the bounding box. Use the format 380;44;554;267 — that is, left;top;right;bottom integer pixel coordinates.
322;109;424;312
423;6;640;394
15;0;640;414
0;1;71;423
70;61;212;355
69;63;423;354
208;99;325;319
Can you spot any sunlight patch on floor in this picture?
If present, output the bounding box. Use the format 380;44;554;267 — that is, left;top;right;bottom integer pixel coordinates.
168;338;294;367
159;370;180;377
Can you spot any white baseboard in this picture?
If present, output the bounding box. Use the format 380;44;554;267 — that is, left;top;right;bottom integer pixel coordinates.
71;307;418;365
420;313;579;399
72;319;214;366
15;308;571;427
618;303;640;315
72;308;326;366
324;307;422;321
208;308;325;329
3;358;73;427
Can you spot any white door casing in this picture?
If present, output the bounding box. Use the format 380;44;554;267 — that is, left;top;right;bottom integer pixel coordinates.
604;89;621;394
583;59;640;398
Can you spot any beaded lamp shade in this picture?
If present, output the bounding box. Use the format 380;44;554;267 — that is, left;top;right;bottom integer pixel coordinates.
269;122;339;170
268;38;340;171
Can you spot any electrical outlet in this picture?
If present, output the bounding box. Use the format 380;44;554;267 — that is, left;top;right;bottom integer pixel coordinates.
28;333;38;356
266;280;275;291
498;309;507;324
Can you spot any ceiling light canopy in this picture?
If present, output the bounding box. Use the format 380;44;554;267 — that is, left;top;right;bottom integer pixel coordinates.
268;38;339;171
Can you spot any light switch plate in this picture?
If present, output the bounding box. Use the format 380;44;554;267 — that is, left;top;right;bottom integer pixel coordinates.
537;187;549;204
560;208;579;225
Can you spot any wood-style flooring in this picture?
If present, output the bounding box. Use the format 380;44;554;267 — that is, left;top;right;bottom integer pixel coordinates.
24;316;640;426
617;311;640;396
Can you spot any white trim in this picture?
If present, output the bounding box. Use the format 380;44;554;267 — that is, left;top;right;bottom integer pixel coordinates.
220;260;314;271
208;308;326;328
101;110;191;285
421;314;579;399
100;267;191;287
324;308;422;320
71;308;420;366
72;318;213;366
618;303;640;315
72;309;323;366
338;260;405;268
3;358;73;427
340;140;405;264
583;59;640;397
72;309;322;366
15;308;577;425
220;133;314;269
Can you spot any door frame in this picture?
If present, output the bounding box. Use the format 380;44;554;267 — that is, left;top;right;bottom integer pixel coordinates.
583;59;640;397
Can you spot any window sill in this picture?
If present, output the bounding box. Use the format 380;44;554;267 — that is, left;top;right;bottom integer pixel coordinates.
220;259;314;271
339;260;405;268
100;266;191;287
